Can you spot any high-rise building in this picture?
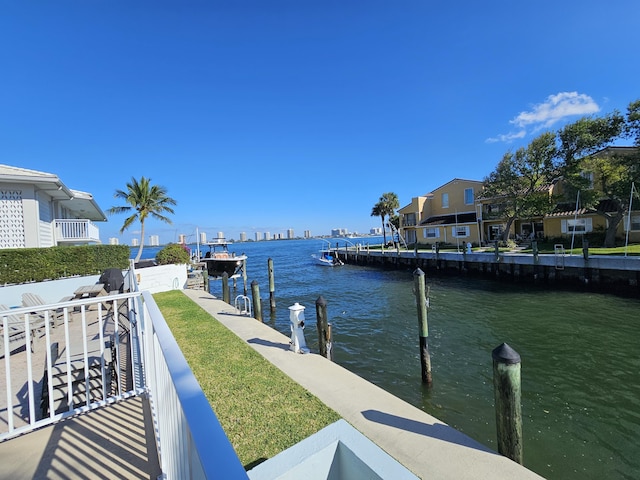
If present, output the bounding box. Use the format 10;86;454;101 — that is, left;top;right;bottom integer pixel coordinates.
199;232;207;244
178;234;186;244
304;230;311;238
217;231;224;239
239;232;247;242
149;235;160;246
265;232;271;241
255;232;263;241
287;229;294;239
108;237;119;245
131;238;139;247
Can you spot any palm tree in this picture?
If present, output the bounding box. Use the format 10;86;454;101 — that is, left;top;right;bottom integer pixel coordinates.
371;192;399;245
371;202;386;243
107;177;177;263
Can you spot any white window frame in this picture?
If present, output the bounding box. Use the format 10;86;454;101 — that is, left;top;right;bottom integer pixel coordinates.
581;171;595;189
561;218;593;234
464;188;474;205
423;227;440;239
624;215;640;231
452;225;470;238
441;193;449;209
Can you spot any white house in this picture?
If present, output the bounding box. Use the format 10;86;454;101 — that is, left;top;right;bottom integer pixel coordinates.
0;164;106;249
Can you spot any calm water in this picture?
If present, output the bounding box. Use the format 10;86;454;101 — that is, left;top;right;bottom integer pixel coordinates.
138;240;640;480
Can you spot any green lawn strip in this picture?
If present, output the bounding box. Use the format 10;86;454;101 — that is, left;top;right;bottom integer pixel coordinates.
153;290;341;469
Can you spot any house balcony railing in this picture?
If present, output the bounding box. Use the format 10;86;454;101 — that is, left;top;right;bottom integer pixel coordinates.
1;275;247;478
54;219;101;244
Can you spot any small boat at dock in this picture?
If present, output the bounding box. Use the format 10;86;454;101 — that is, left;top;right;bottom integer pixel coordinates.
311;241;344;267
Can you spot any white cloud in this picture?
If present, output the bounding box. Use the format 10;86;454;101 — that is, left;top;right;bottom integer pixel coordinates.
487;91;600;144
511;92;600;129
486;130;526;143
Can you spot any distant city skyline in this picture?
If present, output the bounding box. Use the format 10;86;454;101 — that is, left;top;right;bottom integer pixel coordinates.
110;225;380;247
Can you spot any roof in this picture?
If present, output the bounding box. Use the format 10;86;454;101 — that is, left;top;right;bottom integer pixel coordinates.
0;164;107;221
420;212;477;226
545;199;619;218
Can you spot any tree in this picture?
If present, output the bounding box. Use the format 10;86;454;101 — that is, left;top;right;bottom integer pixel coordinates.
371;192;399;245
556;110;629;247
156;243;190;265
483;132;557;241
107;177;177;262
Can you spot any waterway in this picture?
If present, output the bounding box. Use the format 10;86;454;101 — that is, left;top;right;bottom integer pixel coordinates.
138;239;640;480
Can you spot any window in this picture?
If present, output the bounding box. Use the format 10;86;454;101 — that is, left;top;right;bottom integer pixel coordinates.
624;215;640;231
423;227;440;238
581;171;595;189
441;193;449;208
464;188;474;205
452;226;469;238
404;213;417;226
561;218;593;234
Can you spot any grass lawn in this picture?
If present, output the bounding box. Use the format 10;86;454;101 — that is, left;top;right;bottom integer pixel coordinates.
153;290;341;470
520;243;640;255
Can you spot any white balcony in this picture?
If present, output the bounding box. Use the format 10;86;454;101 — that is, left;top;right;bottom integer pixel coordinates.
54;219;101;244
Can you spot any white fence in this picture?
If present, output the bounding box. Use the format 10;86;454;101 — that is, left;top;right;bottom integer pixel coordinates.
1;284;247;478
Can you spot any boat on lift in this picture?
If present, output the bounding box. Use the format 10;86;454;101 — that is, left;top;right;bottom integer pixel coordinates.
311;240;344;267
202;238;247;278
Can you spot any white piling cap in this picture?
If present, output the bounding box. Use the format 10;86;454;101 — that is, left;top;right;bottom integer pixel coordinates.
288;302;306;311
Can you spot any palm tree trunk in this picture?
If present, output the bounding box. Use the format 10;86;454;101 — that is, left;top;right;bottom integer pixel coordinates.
381;216;387;245
135;221;145;262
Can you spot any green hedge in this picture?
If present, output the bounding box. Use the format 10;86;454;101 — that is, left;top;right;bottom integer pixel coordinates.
0;244;130;285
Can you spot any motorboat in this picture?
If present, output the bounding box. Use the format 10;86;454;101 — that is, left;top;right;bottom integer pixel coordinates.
201;238;247;278
311;241;343;267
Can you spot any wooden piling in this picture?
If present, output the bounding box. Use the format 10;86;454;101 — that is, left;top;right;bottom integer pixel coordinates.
251;280;262;322
413;268;432;385
583;238;589;261
222;272;230;304
268;258;276;312
242;259;248;296
203;269;209;293
492;342;523;464
315;296;332;360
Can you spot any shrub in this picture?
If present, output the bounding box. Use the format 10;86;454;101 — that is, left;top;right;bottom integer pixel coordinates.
156;243;190;265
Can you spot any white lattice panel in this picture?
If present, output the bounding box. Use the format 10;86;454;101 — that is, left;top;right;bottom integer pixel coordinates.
0;190;26;248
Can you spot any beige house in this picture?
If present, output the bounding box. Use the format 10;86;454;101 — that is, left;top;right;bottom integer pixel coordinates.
0;165;106;249
399;178;484;247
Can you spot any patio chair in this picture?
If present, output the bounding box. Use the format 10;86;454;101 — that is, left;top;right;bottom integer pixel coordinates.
0;304;45;354
21;293;71;328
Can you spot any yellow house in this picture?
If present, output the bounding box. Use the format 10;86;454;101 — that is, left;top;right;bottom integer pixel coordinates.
399;179;484;247
476;182;556;244
543;146;640;244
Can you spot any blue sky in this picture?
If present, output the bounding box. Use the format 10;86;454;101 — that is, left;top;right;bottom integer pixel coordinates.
2;1;639;245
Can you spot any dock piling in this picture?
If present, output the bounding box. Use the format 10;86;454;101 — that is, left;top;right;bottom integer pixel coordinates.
315;296;332;360
268;258;276;312
492;342;523;464
251;280;262;322
413;268;432;385
222;272;230;304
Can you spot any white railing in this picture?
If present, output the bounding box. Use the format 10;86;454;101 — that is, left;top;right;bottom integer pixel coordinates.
1;284;247;478
141;291;248;479
1;294;145;440
55;219;100;243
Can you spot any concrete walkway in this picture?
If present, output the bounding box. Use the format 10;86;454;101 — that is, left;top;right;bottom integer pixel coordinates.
182;289;544;480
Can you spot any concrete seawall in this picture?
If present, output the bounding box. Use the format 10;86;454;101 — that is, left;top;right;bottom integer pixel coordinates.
334;248;640;295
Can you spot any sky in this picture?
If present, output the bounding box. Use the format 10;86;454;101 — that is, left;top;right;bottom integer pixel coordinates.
1;1;639;245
